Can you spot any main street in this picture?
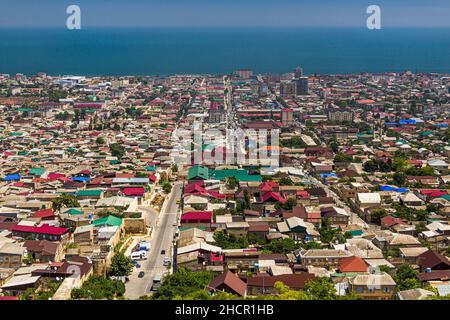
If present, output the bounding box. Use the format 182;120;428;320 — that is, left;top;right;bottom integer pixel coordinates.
125;182;183;299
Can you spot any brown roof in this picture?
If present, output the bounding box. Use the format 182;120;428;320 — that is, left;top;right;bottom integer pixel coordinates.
246;273;316;290
418;250;450;270
417;270;450;282
208;270;247;296
24;240;59;257
248;222;270;232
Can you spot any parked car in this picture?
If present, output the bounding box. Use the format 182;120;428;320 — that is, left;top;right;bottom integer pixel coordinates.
138;271;145;278
150;283;161;292
160;249;166;255
163;257;171;266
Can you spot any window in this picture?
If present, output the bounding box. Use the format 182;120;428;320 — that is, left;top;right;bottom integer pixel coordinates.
383;287;390;293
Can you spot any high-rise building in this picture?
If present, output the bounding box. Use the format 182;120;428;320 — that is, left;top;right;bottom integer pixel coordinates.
327;110;354;122
234;69;253;79
280;81;296;97
295;77;309;96
281;108;294;127
294;66;303;78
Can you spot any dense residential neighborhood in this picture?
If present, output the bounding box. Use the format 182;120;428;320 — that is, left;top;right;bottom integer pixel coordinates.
0;69;449;300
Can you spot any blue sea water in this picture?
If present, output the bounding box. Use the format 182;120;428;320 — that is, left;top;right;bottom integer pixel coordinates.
0;27;449;76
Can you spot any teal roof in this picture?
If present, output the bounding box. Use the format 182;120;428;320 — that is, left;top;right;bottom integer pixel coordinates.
347;230;363;236
146;165;157;171
29;168;45;176
188;165;209;180
210;169;262;182
65;208;84;215
439;194;450;201
93;215;122;227
76;190;102;197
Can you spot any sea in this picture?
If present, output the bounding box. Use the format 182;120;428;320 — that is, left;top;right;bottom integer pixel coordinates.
0;27;449;76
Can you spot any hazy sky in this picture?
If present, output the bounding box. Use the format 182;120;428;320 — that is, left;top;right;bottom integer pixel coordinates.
1;0;450;28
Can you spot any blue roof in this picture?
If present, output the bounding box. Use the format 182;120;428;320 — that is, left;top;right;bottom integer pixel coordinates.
380;185;409;193
320;173;338;178
3;173;21;181
399;119;416;125
385;122;398;125
435;123;449;128
72;176;90;182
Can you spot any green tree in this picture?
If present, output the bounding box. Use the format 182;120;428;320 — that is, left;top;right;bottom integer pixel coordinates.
318;218;336;243
370;209;388;224
279;177;294;186
304;277;337;300
109;143;126;159
152;268;215;300
393;172;406;186
394;264;420;291
52;193;80;212
272;281;310;300
264;238;299;254
96;136;105;145
109;252;133;277
226;176;238;189
71;275;125;300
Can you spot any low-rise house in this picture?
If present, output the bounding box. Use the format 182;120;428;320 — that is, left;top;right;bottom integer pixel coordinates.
11;224;70;242
348;272;396;300
299;249;353;267
417;250;450;272
321;206;350;226
356;192;382;213
223;250;259;272
246;273;316;296
180;211;212;230
225;222;249;238
207;270;247;297
399;247;429;265
397;288;435;300
248;222;270;239
23;240;64;263
0;242;25;268
338;256;370;273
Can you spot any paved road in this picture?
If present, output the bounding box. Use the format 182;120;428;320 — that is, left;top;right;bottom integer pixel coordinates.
125;182;183;299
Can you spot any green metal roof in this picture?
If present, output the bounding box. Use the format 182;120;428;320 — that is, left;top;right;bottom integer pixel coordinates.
29;168;45;176
188;165;209;180
65;208;84;215
76;190;102;197
210;169;262;182
93;215;122;227
347;230;363;236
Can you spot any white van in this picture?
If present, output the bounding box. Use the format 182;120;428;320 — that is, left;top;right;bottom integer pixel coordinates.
153;273;163;283
131;250;147;261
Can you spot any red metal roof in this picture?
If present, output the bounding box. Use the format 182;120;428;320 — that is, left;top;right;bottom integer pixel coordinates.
181;211;212;222
33;209;55;219
122;187;145;196
12;224;69;236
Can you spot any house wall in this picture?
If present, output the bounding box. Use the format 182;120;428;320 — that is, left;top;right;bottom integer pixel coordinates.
0;253;23;269
350;284;396;300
